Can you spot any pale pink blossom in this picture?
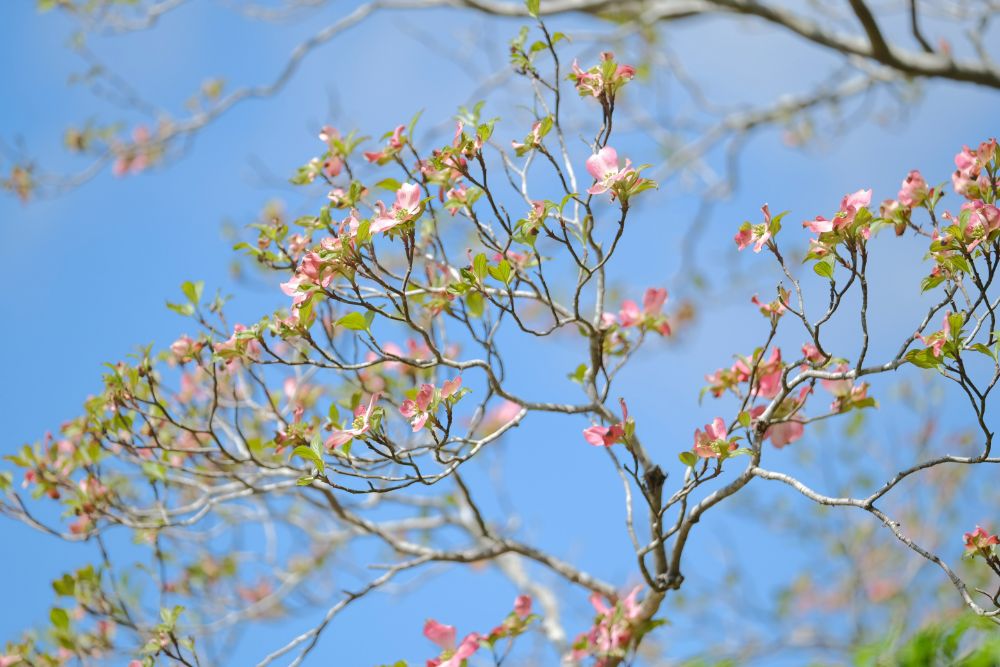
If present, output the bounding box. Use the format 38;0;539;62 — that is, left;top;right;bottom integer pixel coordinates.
441;376;462;398
692;417;732;458
585;147;628;196
372;183;424;234
898;170;929;207
326;393;381;448
513;594;532;618
735;204;775;252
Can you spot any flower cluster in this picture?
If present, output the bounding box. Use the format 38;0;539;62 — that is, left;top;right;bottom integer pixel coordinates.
423;595;535;667
704;348;784;400
569;587;644;665
602;287;671;336
953;139;998;200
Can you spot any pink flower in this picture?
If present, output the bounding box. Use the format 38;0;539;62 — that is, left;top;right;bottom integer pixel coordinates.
617;288;671;335
372;183;424;234
751;291;787;319
513;594;532;618
802;216;834;234
569;52;636;99
583;399;630;447
917;313;951;358
424;620;481;667
820;364;853;397
170;335;198;361
898;170;929;207
803;189;873;237
326;393;381;448
952;139;996;198
963;526;999;556
424;619;456;649
318;125;339;144
436;633;481;667
618;299;641;327
570;586;643;663
961;200;1000;250
802;343;824;364
643;287;667;314
444;182;469;215
735;204;774;252
400;384;434;432
441;376;462;398
586;147;628;196
692;417;733;458
766;420;804;448
840;189;872;220
363;124;405;164
1;656;22;667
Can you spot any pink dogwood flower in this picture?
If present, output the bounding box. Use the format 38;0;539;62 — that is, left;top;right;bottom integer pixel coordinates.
569;586;643;664
617;288;671;335
734;204;776;253
583;399;631;447
363;124;405;164
964;526;999;557
692;417;735;458
586;147;629;196
803;189;873;238
424;619;481;667
514;594;532;618
424;619;456;649
372;182;424;234
569;52;636;99
326;393;381;448
898;170;929;208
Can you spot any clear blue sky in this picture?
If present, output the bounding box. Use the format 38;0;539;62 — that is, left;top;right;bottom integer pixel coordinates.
1;1;998;664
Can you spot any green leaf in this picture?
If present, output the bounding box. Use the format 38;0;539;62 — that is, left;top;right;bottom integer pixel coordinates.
525;0;540;17
376;178;402;192
52;574;75;597
488;259;512;284
948;312;965;337
297;476;316;486
292;445;324;474
165;301;195;317
50;607;70;630
310;430;324;461
969;343;995;360
905;349;941;369
472;252;488;281
337;312;370;331
813;258;834;280
355;218;372;245
466;291;485;318
737;411;751;428
678;451;698;467
180;280;204;305
567;363;587;384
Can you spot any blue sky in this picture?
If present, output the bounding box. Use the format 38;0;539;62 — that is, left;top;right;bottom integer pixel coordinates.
1;1;998;665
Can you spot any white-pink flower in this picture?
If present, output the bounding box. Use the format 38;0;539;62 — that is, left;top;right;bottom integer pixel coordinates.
585;147;630;196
